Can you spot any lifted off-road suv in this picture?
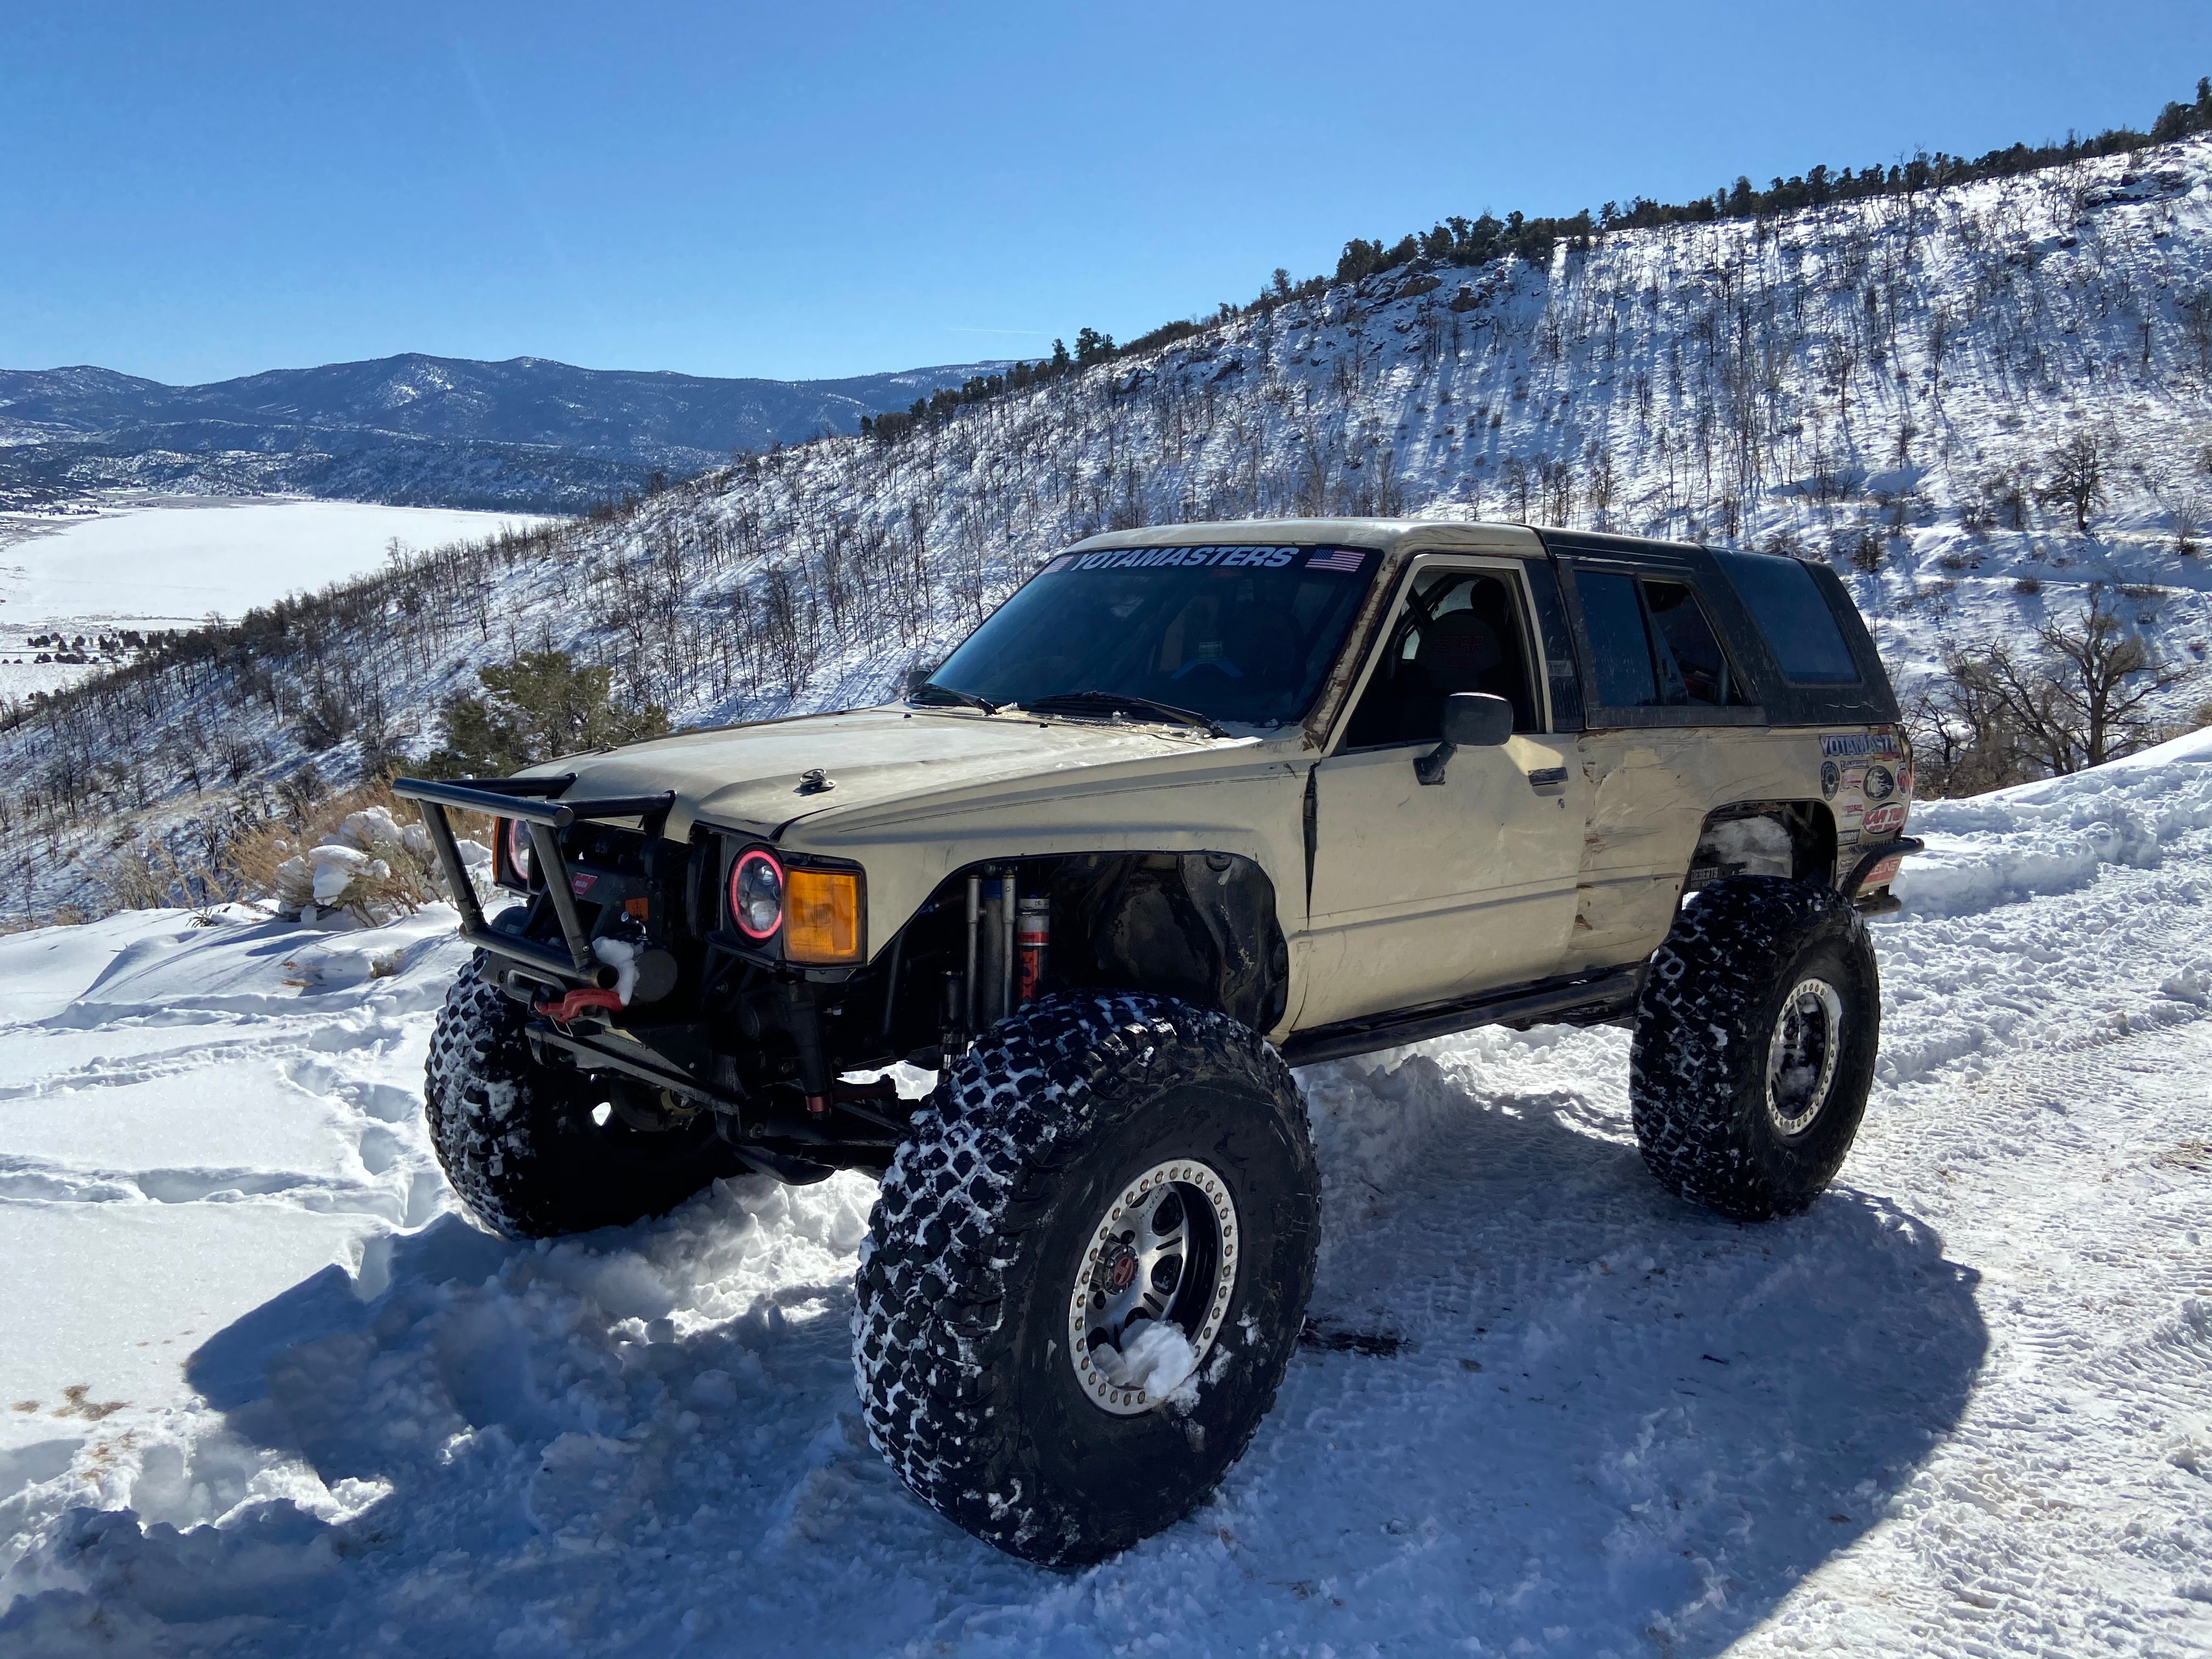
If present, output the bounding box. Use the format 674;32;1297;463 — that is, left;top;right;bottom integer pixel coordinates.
398;518;1916;1565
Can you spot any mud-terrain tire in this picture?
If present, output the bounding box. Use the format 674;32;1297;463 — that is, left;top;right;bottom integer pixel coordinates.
853;992;1319;1567
424;954;733;1238
1630;876;1880;1222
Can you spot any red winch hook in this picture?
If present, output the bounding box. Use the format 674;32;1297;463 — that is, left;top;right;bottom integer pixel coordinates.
533;987;625;1023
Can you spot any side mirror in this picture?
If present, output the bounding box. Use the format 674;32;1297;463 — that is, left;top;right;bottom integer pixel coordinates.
1414;693;1514;785
1439;692;1514;748
901;665;935;695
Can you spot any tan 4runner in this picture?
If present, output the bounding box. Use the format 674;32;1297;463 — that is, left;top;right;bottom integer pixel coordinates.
397;518;1917;1565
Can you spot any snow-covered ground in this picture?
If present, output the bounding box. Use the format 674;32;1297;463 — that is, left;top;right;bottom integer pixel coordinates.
0;495;551;698
1;744;2209;1655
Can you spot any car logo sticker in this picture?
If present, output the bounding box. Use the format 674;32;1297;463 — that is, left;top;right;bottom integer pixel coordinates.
1821;731;1903;759
1057;544;1304;572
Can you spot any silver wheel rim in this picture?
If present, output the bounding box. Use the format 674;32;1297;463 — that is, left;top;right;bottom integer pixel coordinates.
1066;1159;1239;1416
1767;977;1846;1137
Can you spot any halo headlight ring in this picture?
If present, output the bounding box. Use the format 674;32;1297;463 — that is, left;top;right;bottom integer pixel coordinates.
729;848;786;940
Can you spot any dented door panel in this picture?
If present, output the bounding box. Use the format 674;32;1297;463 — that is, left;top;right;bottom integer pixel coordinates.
1564;726;1844;971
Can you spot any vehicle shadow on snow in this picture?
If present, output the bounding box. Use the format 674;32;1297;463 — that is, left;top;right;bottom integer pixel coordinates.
29;1074;1983;1657
1267;1049;1989;1656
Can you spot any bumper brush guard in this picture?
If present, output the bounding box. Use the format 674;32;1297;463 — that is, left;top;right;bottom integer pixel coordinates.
392;775;675;988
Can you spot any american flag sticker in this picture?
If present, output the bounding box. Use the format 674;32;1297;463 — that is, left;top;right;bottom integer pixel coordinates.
1305;548;1366;573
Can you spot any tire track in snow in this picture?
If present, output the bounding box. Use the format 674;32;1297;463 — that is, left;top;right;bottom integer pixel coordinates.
1737;1024;2212;1656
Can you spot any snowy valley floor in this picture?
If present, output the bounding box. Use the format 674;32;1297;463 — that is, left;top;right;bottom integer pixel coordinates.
2;736;2210;1657
0;494;551;701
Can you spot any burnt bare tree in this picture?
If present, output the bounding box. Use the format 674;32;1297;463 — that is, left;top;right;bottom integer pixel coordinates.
2038;432;2108;534
2035;588;2193;767
1912;589;2194;791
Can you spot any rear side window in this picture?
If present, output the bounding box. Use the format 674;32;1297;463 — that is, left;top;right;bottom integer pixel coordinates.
1577;573;1658;706
1713;550;1860;685
1643;580;1746;706
1575;572;1748;709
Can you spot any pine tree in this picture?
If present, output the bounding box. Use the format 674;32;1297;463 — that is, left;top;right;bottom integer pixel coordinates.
421;653;669;777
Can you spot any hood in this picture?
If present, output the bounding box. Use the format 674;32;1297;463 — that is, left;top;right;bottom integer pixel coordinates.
527;704;1227;838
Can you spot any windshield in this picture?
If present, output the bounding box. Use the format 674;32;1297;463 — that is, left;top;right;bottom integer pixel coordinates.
923;543;1380;728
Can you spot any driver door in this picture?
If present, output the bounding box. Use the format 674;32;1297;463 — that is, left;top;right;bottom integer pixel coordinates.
1295;557;1588;1030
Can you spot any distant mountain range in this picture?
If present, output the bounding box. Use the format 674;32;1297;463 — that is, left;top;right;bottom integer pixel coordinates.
0;353;1012;512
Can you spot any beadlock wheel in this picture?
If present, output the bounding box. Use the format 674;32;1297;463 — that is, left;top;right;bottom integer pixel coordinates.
1765;977;1846;1137
1068;1159;1239;1415
852;992;1321;1566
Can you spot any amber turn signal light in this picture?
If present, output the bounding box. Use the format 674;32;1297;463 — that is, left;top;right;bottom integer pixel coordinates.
784;868;862;963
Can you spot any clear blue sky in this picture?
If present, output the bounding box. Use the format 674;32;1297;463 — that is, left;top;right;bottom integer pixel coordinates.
5;2;2207;387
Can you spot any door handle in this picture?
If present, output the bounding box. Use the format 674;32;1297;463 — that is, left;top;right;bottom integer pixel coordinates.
1525;766;1568;789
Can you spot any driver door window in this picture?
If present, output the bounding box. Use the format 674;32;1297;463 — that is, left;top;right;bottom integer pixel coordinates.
1340;568;1540;748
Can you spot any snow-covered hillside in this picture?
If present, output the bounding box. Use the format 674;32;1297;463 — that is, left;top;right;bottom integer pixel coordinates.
4;133;2212;921
2;727;2208;1656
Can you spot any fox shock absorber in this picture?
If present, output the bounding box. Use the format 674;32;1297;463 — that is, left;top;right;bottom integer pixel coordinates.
1016;895;1051;1005
998;874;1017;1017
782;979;833;1115
940;970;968;1058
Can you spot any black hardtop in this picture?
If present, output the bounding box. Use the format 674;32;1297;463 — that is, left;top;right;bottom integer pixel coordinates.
1537;530;1898;729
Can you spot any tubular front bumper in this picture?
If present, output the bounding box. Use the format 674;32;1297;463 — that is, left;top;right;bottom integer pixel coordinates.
392;775;675;984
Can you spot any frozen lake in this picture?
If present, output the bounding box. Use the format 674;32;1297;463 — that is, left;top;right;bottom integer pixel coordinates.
0;494;554;697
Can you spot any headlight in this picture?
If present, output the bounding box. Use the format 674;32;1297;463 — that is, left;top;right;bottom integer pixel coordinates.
497;817;534;889
729;848;785;939
785;868;862;964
